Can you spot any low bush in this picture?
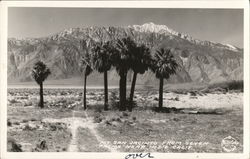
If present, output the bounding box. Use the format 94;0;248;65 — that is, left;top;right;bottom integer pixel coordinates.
208;80;243;92
7;138;22;152
9;99;19;104
7;119;12;126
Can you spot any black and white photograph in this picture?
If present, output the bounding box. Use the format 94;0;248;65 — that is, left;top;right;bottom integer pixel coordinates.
0;1;249;159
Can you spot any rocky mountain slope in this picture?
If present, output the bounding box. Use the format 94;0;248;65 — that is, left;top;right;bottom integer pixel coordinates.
8;22;243;85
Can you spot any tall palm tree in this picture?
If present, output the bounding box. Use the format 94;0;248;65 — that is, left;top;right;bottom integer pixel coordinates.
129;44;151;111
80;57;93;110
59;39;93;110
151;48;178;109
79;40;94;110
91;41;113;110
32;61;51;108
112;37;136;111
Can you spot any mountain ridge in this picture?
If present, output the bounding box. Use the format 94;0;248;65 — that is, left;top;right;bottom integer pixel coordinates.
9;22;242;51
8;22;243;85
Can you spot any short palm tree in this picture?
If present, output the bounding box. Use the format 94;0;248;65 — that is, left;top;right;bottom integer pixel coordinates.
151;48;178;109
91;41;113;110
129;44;151;111
32;61;51;108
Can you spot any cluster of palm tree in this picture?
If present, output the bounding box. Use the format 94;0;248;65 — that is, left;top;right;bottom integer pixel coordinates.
79;37;179;111
32;37;179;111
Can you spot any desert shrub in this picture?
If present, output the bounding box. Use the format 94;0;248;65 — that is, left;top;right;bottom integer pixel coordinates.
60;91;67;95
154;97;158;101
7;138;22;152
93;112;105;123
93;116;103;123
30;118;37;121
7;119;12;126
189;91;197;96
89;92;95;96
173;90;188;95
169;96;180;101
110;99;138;111
152;107;183;113
62;148;67;151
122;112;129;117
208;80;243;92
32;140;48;152
227;80;243;91
22;119;29;123
108;92;119;110
46;122;67;131
18;96;28;100
24;101;32;107
13;121;20;125
23;123;37;131
9;99;19;104
94;105;103;113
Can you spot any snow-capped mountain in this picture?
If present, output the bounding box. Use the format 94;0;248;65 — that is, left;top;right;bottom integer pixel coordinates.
130;22;240;52
225;44;239;52
129;22;179;35
8;23;243;84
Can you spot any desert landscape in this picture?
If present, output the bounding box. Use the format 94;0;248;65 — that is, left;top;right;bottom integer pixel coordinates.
7;82;243;152
6;8;244;153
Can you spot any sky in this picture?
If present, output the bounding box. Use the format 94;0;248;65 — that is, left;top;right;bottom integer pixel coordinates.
8;8;243;48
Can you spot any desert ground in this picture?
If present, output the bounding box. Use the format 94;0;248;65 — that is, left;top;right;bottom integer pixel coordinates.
7;86;243;153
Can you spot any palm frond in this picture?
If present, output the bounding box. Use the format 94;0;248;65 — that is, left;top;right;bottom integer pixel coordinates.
31;61;51;84
152;48;179;79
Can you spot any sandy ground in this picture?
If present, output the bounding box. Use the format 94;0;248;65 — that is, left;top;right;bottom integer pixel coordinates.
8;89;243;110
41;111;117;152
150;92;242;110
7;88;243;152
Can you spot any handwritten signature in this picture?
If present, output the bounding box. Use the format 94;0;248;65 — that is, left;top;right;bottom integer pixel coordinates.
125;153;154;159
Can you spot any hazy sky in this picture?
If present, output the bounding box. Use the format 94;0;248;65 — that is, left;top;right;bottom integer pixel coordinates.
8;8;243;48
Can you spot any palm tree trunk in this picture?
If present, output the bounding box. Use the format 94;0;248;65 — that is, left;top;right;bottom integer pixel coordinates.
124;71;127;109
119;70;127;111
129;72;137;111
39;82;44;108
83;71;87;110
129;72;137;101
104;71;108;111
159;77;164;109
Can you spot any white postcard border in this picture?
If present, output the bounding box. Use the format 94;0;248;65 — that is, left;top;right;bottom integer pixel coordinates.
0;1;249;159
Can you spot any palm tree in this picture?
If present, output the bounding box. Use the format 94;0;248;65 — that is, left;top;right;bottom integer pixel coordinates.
79;40;93;110
151;48;178;109
91;41;113;110
32;61;51;108
112;37;136;111
59;39;93;110
129;44;151;111
80;57;93;110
